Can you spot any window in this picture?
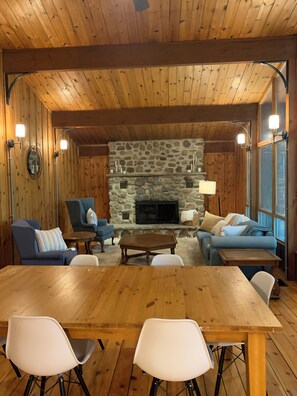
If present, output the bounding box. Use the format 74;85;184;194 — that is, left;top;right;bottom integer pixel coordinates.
259;87;272;141
259;145;272;211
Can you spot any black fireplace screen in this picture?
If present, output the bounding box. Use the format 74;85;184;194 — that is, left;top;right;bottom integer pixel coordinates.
135;200;179;224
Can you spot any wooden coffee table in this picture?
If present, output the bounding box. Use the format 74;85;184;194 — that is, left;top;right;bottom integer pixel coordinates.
218;248;282;298
119;233;177;264
63;231;96;254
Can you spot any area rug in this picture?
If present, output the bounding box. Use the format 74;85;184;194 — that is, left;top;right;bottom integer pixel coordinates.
92;236;205;266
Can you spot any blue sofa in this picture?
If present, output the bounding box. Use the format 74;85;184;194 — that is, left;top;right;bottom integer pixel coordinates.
196;219;277;278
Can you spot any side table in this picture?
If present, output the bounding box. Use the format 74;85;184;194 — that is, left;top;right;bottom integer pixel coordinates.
218;248;282;299
63;231;96;254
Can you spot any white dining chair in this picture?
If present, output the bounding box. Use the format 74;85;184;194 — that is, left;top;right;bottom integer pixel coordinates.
151;254;184;266
212;271;275;396
133;318;213;395
69;254;105;350
70;254;99;266
0;336;22;378
6;316;96;396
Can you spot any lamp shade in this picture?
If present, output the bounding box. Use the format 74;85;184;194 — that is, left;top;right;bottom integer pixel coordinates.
15;123;25;138
237;133;245;145
268;114;280;130
60;139;68;150
199;180;216;195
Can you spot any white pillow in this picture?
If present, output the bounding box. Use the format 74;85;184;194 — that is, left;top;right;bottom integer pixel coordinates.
225;212;250;225
86;208;98;225
35;228;68;252
221;225;247;236
211;220;228;236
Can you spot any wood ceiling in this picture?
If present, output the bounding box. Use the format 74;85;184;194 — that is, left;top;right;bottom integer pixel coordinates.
1;0;297;145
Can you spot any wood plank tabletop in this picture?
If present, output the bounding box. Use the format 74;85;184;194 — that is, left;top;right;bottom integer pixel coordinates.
0;265;282;340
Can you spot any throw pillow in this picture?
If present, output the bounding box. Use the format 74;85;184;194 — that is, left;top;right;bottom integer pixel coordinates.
225;212;250;224
221;225;247;236
199;211;223;232
35;228;68;252
211;220;228;236
86;208;98;225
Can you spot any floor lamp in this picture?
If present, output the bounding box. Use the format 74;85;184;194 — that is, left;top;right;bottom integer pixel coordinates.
199;180;221;216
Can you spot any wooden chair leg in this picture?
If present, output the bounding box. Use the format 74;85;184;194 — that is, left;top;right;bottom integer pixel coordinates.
214;346;227;396
100;241;105;252
24;375;35;396
112;237;115;245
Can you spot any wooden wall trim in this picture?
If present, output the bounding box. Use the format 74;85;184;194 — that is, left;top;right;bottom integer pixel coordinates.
52;104;258;128
79;145;109;156
3;36;296;73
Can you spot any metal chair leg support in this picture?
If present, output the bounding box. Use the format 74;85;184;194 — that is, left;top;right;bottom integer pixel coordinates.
74;365;91;396
98;339;105;350
40;376;46;396
191;378;201;396
214;346;227;396
24;375;35;396
58;374;66;396
185;380;195;396
149;377;161;396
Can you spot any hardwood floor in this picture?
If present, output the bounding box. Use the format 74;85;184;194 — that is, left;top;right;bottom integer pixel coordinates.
1;272;297;395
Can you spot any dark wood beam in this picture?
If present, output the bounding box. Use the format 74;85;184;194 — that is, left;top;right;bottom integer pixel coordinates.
3;36;296;73
52;104;258;128
79;145;109;156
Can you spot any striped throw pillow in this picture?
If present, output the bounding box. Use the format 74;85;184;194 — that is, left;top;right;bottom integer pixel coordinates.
35;228;68;252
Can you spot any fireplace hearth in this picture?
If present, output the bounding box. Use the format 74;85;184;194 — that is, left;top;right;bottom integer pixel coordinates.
135;200;179;224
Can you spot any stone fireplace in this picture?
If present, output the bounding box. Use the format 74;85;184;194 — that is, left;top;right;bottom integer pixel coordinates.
108;139;205;224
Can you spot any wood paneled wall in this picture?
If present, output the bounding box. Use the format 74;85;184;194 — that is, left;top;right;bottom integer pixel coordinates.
204;150;246;217
78;156;110;219
0;52;79;267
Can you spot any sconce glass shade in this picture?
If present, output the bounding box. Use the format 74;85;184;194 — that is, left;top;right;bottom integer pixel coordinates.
15;123;25;138
199;180;216;195
237;133;246;145
60;139;68;150
268;114;280;130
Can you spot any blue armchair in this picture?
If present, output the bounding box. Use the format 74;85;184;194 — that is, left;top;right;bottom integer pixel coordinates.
11;219;77;265
65;198;115;252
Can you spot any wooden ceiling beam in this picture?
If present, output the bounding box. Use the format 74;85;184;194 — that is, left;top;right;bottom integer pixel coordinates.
3;37;296;73
52;104;257;128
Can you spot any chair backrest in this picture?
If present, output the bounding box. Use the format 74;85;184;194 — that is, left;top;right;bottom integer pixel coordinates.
250;271;275;305
11;219;41;259
66;198;95;230
151;254;184;266
133;318;213;382
70;254;99;266
6;316;80;376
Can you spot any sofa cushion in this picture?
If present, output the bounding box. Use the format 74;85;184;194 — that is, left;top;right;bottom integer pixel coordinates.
221;225;247;236
35;228;68;252
211;220;228;236
224;213;250;224
199;211;223;232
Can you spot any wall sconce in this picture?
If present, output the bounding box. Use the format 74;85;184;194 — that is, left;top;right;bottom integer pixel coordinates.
54;129;70;157
268;114;288;140
233;122;251;151
7;123;26;149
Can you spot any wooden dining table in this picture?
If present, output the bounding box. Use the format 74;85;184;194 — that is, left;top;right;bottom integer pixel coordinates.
0;265;282;396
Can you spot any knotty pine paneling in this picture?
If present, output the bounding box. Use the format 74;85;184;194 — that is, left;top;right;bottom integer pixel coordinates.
78;156;110;220
204;151;246;217
0;71;79;266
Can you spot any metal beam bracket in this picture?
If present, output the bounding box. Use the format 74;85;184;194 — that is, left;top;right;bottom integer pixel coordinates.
255;61;288;93
5;72;32;105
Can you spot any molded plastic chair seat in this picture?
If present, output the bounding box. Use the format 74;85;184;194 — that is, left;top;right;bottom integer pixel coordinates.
151;254;184;266
133;318;213;395
211;271;275;396
6;316;96;396
70;254;99;266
